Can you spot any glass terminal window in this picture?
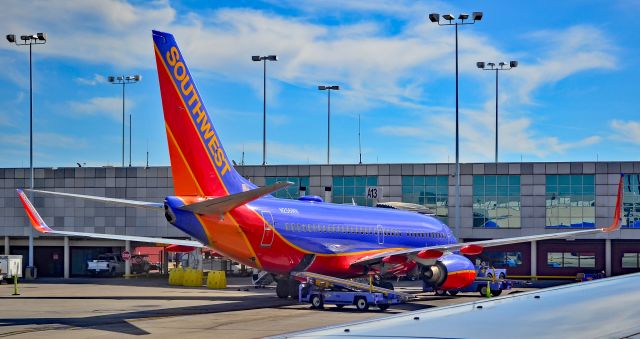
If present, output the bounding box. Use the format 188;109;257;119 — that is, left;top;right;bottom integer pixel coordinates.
546;175;595;228
401;175;449;225
547;252;596;268
265;176;309;199
473;175;521;228
623;174;640;228
332;176;378;206
622;252;639;268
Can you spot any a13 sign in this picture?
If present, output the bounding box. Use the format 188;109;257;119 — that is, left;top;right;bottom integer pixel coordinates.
366;186;383;201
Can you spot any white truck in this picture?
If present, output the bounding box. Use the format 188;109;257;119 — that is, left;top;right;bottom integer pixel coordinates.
0;255;23;282
87;253;125;276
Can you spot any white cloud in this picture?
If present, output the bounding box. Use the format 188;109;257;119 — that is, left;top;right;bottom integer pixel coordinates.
511;25;617;103
0;1;619;164
0;1;616;111
233;141;325;164
610;120;640;145
376;103;603;162
67;96;133;121
75;74;107;86
0;132;87;149
376;126;424;137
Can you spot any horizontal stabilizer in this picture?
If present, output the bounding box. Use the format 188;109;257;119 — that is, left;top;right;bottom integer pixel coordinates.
27;189;164;210
179;181;292;215
17;189;202;247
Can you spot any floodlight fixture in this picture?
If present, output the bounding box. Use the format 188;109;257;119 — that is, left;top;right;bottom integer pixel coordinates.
5;30;48;272
107;74;142;166
427;10;482;240
252;54;279;165
318;84;341;164
476;59;518;164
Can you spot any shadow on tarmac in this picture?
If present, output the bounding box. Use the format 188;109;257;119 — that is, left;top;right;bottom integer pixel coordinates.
0;295;295;336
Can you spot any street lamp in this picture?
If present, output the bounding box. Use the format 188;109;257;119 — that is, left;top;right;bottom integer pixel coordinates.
476;60;518;163
107;74;141;167
6;32;47;278
428;12;482;240
252;55;278;165
318;85;340;164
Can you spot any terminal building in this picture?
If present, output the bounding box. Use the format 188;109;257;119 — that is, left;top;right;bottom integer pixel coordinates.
1;161;639;278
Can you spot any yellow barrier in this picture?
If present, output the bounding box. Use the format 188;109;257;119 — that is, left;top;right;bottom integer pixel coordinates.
168;268;185;286
206;270;227;289
182;268;204;287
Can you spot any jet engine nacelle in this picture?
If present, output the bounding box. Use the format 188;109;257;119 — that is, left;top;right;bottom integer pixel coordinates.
420;253;476;290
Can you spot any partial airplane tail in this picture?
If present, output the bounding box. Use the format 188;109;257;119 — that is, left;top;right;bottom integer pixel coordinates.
152;30;254;197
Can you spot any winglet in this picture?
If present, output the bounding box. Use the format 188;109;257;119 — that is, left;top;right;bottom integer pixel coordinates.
17;189;53;233
603;173;624;233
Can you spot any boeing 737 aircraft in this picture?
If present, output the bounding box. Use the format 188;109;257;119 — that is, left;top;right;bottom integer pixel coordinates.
17;30;624;299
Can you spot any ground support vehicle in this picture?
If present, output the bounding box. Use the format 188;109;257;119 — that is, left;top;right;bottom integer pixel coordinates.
87;253;125;276
0;255;22;283
295;272;413;311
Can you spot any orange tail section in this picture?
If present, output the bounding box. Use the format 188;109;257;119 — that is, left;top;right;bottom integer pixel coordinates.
152;30;253;197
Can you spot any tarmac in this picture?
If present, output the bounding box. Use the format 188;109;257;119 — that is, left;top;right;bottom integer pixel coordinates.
0;276;536;338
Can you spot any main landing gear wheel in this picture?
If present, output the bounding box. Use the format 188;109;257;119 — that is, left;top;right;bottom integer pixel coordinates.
289;278;300;299
276;280;289;299
434;289;447;296
448;290;459;296
377;304;390;311
354;297;369;311
310;294;324;309
491;289;502;296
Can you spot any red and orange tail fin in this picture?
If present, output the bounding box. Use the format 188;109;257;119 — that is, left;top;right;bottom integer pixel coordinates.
152;30;253;197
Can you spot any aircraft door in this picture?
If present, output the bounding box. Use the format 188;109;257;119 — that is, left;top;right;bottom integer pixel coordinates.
377;224;384;245
260;211;275;248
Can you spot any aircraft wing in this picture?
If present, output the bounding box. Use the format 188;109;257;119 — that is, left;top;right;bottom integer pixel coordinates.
26;189;164;210
17;189;203;247
277;273;640;339
353;173;624;266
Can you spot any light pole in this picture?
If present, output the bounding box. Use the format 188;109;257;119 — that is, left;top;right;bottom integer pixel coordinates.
107;75;141;167
476;60;518;163
429;12;482;240
6;32;47;278
318;85;340;164
252;55;278;166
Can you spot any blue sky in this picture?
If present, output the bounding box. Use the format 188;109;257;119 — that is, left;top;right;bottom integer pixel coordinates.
1;0;639;168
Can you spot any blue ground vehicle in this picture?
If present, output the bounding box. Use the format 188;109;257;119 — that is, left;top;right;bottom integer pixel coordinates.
296;272;412;311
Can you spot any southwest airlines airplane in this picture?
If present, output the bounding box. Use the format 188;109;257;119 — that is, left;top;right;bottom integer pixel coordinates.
17;30;624;299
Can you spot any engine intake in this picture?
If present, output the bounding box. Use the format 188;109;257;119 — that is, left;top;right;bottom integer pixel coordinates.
164;201;176;224
421;253;476;290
